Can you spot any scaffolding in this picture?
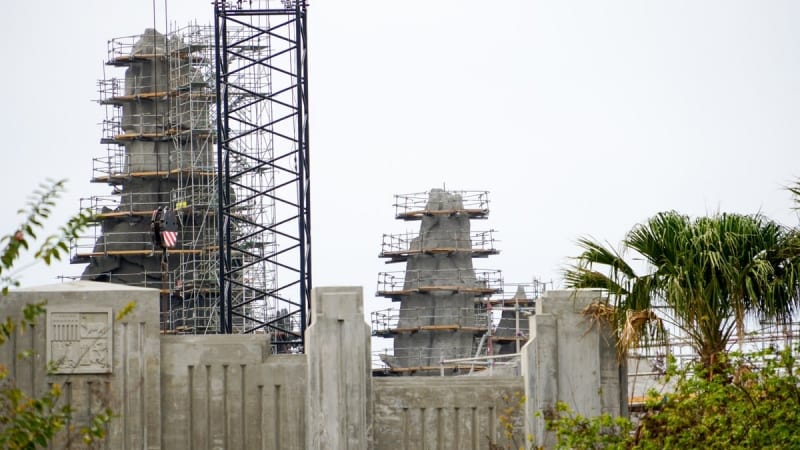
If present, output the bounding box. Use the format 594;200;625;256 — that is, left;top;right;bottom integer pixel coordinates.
376;269;503;298
168;24;222;334
392;190;490;220
72;15;306;341
370;280;544;373
379;230;498;263
70;27;218;333
372;346;485;375
373;189;502;375
371;306;490;336
481;282;544;356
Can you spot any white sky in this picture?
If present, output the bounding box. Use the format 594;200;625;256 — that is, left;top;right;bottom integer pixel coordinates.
1;1;799;322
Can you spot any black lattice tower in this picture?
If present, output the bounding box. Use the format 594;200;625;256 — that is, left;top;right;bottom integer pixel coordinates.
214;1;311;345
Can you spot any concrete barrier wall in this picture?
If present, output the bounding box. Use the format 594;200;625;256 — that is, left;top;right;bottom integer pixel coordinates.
0;282;622;449
160;336;306;450
1;281;162;449
372;376;526;450
306;287;371;450
522;289;628;448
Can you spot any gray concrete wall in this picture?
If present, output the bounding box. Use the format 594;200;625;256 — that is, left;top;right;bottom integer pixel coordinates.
161;335;306;450
0;281;162;449
0;281;307;450
306;287;371;450
522;289;628;448
0;282;623;449
372;376;525;450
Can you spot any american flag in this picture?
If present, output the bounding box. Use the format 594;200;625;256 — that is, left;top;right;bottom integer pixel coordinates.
152;206;180;249
161;230;177;248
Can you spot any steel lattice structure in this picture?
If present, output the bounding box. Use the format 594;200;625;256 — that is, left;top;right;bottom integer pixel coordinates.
214;1;310;347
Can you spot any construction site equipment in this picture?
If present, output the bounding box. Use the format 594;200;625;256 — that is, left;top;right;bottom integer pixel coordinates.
73;1;310;349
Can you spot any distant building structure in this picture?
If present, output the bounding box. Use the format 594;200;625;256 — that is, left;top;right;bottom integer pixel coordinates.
72;1;312;350
372;189;538;375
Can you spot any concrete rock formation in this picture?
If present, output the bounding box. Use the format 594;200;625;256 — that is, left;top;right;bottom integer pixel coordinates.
376;189;501;374
75;28;219;333
493;285;532;355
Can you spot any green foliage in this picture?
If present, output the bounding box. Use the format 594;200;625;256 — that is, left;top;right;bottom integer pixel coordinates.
633;348;800;449
490;390;536;450
548;348;800;449
116;301;137;321
0;180;112;448
549;402;632;450
79;408;114;445
0;380;71;449
0;179;92;294
565;211;800;367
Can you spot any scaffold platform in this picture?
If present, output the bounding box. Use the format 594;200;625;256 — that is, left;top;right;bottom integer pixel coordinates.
371;307;489;337
379;230;498;263
376;269;503;299
393;190;490;221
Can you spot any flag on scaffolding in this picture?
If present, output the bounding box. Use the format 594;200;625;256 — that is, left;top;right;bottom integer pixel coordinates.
161;228;177;248
151;206;179;249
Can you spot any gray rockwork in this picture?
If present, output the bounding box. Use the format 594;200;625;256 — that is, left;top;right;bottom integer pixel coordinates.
393;189;487;373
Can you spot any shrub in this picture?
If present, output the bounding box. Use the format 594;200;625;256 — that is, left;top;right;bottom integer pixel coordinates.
548;348;800;449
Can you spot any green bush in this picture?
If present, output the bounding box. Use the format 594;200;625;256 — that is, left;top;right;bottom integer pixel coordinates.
549;402;632;450
548;348;800;449
0;180;113;448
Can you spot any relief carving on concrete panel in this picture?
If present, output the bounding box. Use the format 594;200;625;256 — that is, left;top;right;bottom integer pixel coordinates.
46;308;113;374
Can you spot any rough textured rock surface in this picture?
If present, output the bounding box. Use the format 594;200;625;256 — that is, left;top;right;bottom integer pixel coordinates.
392;189;485;373
81;29;214;330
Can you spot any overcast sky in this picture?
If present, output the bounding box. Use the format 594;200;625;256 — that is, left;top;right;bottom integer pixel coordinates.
2;1;799;321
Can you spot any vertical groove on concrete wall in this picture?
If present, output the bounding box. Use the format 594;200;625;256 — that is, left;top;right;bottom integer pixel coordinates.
337;319;347;446
139;322;146;447
402;408;409;450
240;365;246;450
87;381;94;416
223;364;229;449
65;381;73;431
59;381;71;450
47;384;54;450
30;325;37;397
103;380;111;449
488;405;495;446
122;322;128;450
256;384;263;449
206;364;211;450
274;384;281;450
188;365;194;450
470;406;480;450
436;407;443;449
421;407;426;445
455;407;461;449
316;353;324;448
11;328;17;382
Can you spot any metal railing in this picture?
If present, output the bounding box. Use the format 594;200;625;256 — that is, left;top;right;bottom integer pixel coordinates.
379;230;497;255
393;190;490;218
376;269;503;295
107;32;167;63
439;353;521;376
371;307;490;334
372;346;480;372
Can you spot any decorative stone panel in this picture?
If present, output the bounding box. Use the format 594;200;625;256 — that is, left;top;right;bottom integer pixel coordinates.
46;307;113;374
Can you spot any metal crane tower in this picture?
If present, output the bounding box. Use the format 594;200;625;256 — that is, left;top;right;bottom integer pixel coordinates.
213;1;311;345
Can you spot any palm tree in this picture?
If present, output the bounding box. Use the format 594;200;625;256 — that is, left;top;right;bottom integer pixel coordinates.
565;211;800;368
